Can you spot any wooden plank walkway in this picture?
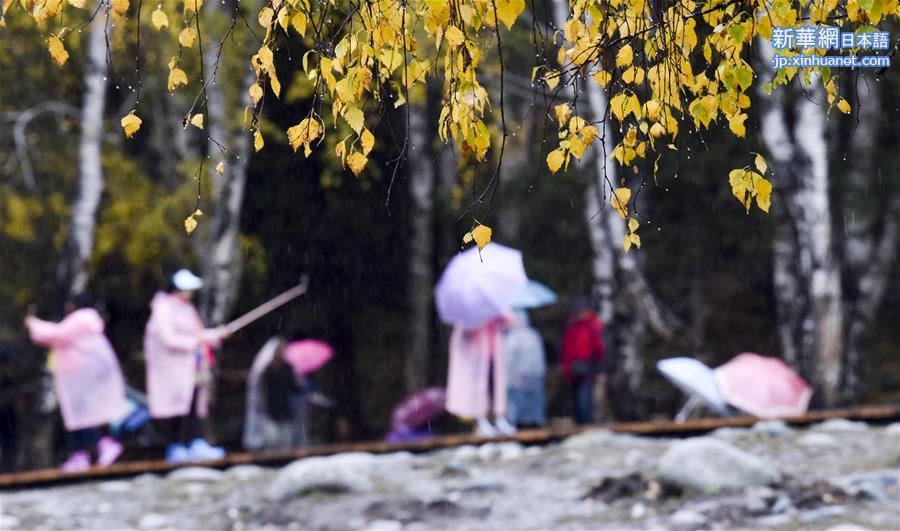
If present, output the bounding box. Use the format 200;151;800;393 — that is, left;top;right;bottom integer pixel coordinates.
1;403;897;490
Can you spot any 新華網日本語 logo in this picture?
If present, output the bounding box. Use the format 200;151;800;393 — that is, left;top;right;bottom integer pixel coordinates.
769;26;892;70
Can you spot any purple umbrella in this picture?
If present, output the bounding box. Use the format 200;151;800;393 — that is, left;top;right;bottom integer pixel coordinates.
390;387;446;431
434;243;528;330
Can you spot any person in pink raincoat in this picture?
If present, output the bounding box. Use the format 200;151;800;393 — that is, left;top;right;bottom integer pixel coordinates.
144;269;230;463
24;293;128;472
445;316;517;436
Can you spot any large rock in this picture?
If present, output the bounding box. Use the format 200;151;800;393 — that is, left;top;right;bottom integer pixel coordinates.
476;442;524;461
752;419;792;437
670;508;706;528
137;513;169;530
797;433;839;447
225;464;267;481
167;466;224;482
562;429;641;449
829;468;899;503
813;419;869;432
657;437;781;492
267;452;377;500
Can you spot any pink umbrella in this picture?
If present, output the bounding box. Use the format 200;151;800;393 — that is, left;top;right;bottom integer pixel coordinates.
391;387;446;431
283;340;333;375
714;352;812;419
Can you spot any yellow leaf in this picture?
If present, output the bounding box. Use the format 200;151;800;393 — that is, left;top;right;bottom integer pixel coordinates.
67;0;86;7
754;153;768;174
729;168;752;212
554;103;571;124
611;187;631;219
254;130;264;152
215;161;225;175
347;151;367;176
581;125;598;146
728;113;747;137
649;122;665;138
625;94;642;120
183;0;202;14
184;216;198;235
361;128;375;156
179;27;197;48
544;71;560;90
495;0;525;30
593;70;611;87
609;93;627;122
291;12;307;36
628;218;639;232
184;209;202;235
635;142;647;158
445;26;465;48
258;6;273;28
837;98;851;114
463;231;474;244
644;100;660;121
249;82;264;106
616;44;633;68
471;224;492;250
622;66;644;85
269;71;282;98
110;0;128;16
257;45;275;75
168;66;188;91
120;111;142;138
629;233;641;248
754;174;773;213
47;36;69;66
190;114;204;129
287;117;323;155
623;234;632;253
343;105;364;134
151;7;168;30
547;148;565;174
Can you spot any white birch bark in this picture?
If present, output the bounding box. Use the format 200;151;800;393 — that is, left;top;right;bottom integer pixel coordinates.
59;3;108;296
840;79;898;400
758;41;843;405
199;3;255;325
404;104;436;393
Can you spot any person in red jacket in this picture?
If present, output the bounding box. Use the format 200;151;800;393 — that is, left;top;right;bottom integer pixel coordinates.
561;297;605;424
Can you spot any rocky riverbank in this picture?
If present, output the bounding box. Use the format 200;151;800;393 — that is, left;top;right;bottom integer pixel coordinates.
1;420;898;530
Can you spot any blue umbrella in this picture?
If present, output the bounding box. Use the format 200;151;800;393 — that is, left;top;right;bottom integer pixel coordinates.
510;280;558;309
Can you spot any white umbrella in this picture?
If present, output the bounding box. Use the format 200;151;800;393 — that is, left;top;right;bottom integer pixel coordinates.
434;243;528;330
657;357;731;421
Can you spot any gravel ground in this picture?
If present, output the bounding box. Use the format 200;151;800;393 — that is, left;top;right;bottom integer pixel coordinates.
1;421;898;530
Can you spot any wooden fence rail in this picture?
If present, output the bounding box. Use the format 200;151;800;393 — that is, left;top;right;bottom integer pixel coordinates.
1;403;897;490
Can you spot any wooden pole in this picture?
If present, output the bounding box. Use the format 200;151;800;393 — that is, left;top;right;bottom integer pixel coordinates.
224;276;309;335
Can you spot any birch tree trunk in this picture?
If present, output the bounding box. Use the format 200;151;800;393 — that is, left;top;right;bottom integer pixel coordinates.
840;78;898;401
759;42;843;405
582;88;616;326
199;7;254;325
404;103;436;393
552;0;684;418
58;4;108;298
